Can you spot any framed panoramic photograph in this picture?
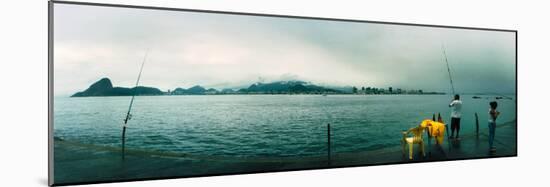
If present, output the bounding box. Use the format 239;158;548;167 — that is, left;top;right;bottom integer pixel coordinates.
48;0;517;186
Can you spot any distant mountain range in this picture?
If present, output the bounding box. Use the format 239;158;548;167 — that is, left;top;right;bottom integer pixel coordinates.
240;81;342;94
71;77;445;97
71;78;343;97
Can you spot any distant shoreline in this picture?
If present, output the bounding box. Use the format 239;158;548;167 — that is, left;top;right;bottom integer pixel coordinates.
67;78;515;98
59;93;520;98
59;93;523;98
70;77;447;97
67;93;449;98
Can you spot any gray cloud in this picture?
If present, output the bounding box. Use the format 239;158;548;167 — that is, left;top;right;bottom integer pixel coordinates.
53;4;516;96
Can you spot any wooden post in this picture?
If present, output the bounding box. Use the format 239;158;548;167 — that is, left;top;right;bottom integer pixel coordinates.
327;123;331;166
122;126;126;159
475;113;479;138
445;123;451;151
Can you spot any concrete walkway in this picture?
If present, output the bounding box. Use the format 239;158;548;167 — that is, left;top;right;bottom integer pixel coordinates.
53;120;516;185
329;120;516;167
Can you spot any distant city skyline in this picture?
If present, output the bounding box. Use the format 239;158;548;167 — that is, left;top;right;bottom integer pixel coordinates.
54;4;516;96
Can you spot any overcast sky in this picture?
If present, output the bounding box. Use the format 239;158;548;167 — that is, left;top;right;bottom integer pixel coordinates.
54;4;516;96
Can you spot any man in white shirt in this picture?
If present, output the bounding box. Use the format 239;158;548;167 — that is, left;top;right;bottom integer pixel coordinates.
449;94;462;139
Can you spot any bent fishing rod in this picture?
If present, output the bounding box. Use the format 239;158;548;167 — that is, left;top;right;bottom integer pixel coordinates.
441;44;454;143
122;49;149;159
442;44;455;96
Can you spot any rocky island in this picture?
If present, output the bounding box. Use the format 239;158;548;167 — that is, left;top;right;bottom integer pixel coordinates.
71;78;163;97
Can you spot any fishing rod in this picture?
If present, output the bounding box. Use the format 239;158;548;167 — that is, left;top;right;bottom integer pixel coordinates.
122;49;149;159
441;44;454;143
442;44;455;95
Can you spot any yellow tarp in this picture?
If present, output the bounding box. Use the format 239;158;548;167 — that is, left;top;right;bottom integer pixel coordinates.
419;119;446;144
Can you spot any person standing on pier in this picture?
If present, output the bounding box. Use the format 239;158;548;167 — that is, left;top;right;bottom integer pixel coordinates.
488;101;500;153
449;94;462;140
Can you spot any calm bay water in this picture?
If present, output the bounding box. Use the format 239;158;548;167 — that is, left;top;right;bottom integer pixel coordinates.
54;94;516;157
